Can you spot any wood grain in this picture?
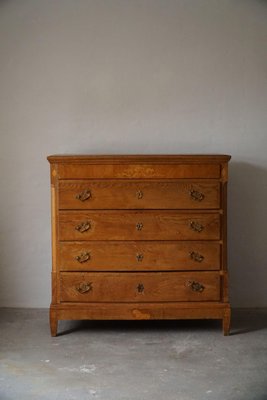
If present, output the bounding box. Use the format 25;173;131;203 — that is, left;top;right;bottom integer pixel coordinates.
58;211;221;241
59;241;221;271
58;180;220;210
57;163;221;179
47;154;231;164
48;154;231;336
60;271;220;302
56;302;229;321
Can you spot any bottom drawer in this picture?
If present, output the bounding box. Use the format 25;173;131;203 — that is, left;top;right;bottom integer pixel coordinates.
60;272;220;303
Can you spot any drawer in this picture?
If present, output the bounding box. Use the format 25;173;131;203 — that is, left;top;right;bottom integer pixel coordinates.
59;241;221;271
57;163;221;179
58;180;220;210
60;271;220;302
59;211;220;241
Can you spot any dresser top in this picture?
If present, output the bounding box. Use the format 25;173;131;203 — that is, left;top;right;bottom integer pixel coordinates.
47;154;231;164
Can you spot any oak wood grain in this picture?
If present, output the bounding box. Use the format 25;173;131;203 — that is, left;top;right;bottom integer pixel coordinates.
57;163;221;179
47;154;231;164
58;180;220;210
56;302;229;321
59;241;221;271
48;154;231;336
58;211;221;241
60;271;220;302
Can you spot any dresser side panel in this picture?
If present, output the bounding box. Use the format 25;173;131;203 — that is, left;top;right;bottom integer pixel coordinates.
49;163;60;305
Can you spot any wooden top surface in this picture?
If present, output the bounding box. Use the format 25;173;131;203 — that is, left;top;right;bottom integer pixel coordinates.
47;154;231;164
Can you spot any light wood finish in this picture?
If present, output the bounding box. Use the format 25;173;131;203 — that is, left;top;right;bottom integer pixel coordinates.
47;154;231;164
58;211;220;241
59;241;221;271
50;306;57;337
58;180;220;210
55;302;230;321
48;154;231;336
57;163;221;180
60;271;220;302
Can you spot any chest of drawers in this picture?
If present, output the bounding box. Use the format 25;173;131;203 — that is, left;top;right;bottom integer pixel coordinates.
48;155;231;336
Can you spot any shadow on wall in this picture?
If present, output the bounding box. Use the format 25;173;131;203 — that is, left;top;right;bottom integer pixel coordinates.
228;162;267;307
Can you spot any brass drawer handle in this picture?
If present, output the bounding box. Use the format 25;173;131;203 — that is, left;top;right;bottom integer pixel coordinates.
189;251;204;263
189;189;204;202
137;283;144;293
75;221;91;233
76;282;93;294
186;280;205;293
136;253;144;262
76;189;91;202
189;220;204;233
76;252;91;263
136;222;143;231
136;190;143;199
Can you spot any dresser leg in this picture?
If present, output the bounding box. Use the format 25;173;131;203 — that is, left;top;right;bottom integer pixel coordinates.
50;307;58;337
223;308;231;336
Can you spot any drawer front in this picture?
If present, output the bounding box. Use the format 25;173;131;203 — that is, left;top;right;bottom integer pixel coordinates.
60;272;220;302
58;163;221;179
58;180;220;210
59;241;221;271
59;211;220;241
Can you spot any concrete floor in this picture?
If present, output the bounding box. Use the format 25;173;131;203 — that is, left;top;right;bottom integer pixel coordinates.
0;309;267;400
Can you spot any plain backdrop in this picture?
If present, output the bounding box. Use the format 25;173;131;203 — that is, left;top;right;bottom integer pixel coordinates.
0;0;266;307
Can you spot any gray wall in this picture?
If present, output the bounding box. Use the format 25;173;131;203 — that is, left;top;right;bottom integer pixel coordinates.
0;0;266;308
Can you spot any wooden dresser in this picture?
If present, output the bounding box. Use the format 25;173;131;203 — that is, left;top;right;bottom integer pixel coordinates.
48;155;231;336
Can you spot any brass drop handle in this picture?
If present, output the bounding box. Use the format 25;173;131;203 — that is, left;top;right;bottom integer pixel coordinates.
75;221;91;233
186;281;205;293
189;220;204;233
136;222;143;231
189;251;204;263
136;190;143;199
76;252;91;263
76;282;93;294
76;190;91;202
137;283;145;293
189;189;204;202
136;253;144;262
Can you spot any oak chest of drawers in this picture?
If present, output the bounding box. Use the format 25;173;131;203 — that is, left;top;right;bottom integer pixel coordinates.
48;155;231;336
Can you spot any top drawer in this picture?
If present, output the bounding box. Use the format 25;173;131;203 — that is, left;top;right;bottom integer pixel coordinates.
57;163;221;179
58;180;220;210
